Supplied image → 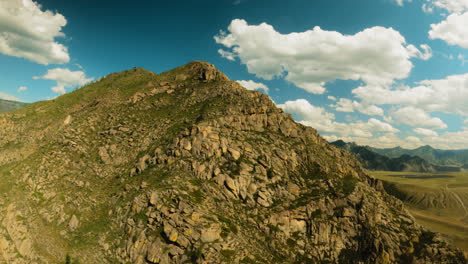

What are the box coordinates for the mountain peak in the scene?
[0,61,464,263]
[177,60,231,82]
[418,145,435,150]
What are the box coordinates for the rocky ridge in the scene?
[0,61,465,263]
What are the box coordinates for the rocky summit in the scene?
[0,61,465,264]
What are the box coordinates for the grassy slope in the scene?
[1,63,466,262]
[0,68,160,262]
[370,171,468,252]
[0,64,252,262]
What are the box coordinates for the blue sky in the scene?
[2,0,468,149]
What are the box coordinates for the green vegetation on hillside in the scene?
[0,62,464,263]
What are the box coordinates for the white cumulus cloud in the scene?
[236,80,269,93]
[422,128,468,149]
[406,136,422,143]
[429,12,468,48]
[0,92,21,102]
[331,98,384,116]
[278,99,398,138]
[215,19,430,94]
[34,68,93,94]
[391,106,447,129]
[413,127,439,137]
[278,99,334,123]
[353,73,468,116]
[433,0,468,13]
[399,0,468,49]
[0,0,69,65]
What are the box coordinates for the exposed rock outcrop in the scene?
[0,61,464,263]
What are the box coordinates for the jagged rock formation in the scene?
[0,61,465,263]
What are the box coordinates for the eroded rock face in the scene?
[0,61,464,264]
[188,61,230,82]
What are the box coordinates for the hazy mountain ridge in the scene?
[371,145,468,168]
[331,140,440,173]
[0,62,464,263]
[0,99,27,112]
[333,140,466,172]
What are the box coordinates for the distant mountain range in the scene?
[331,140,465,172]
[370,145,468,167]
[0,99,27,112]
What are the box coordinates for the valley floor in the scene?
[371,171,468,253]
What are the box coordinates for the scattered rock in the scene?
[68,215,79,232]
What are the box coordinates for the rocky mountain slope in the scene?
[0,99,27,112]
[0,62,465,263]
[331,140,441,173]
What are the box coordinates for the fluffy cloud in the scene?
[353,73,468,116]
[17,86,27,92]
[34,68,93,94]
[391,106,447,129]
[429,12,468,48]
[331,98,384,116]
[399,1,468,49]
[236,80,269,93]
[215,19,430,94]
[406,136,422,143]
[403,0,468,13]
[0,92,21,102]
[278,99,334,123]
[421,128,468,149]
[433,0,468,13]
[0,0,69,65]
[413,127,438,137]
[277,98,468,149]
[278,99,398,137]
